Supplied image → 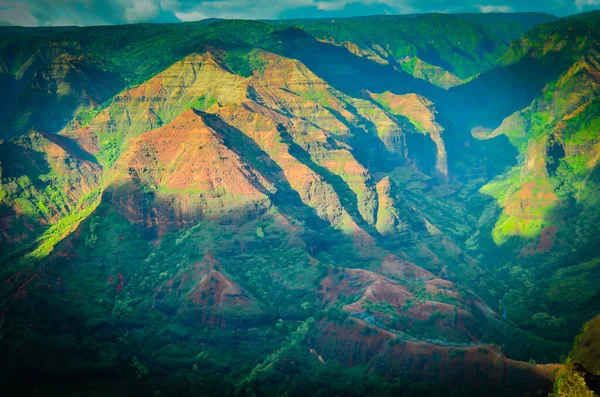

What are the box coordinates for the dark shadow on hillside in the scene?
[470,164,600,352]
[195,110,364,253]
[437,56,570,131]
[442,124,519,182]
[274,28,565,185]
[419,43,462,74]
[427,54,570,183]
[1,54,125,140]
[404,129,439,177]
[0,140,51,180]
[277,28,444,100]
[341,112,408,174]
[276,125,379,235]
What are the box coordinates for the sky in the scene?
[0,0,599,27]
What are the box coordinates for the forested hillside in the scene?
[1,11,600,397]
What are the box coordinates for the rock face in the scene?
[288,13,556,88]
[112,109,273,202]
[375,177,405,236]
[315,319,557,394]
[65,52,248,164]
[0,129,101,254]
[0,43,123,139]
[71,48,402,233]
[478,37,600,246]
[107,109,274,235]
[551,315,600,396]
[2,13,600,397]
[369,91,448,177]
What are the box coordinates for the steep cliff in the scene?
[551,315,600,396]
[2,13,599,397]
[467,12,600,344]
[0,129,100,255]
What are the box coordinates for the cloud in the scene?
[123,0,161,22]
[0,1,39,26]
[575,0,600,9]
[0,0,599,27]
[173,10,208,21]
[315,1,351,11]
[0,0,178,26]
[477,4,513,12]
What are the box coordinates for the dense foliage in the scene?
[1,11,600,397]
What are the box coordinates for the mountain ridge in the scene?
[1,11,600,397]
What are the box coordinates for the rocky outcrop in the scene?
[107,109,274,234]
[1,44,122,138]
[154,253,263,322]
[551,315,600,396]
[0,129,101,253]
[399,56,465,89]
[315,319,557,395]
[317,263,481,344]
[375,177,405,236]
[369,91,448,177]
[65,52,247,164]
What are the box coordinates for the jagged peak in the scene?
[367,90,441,132]
[12,128,69,156]
[121,51,248,102]
[247,49,331,91]
[179,51,230,71]
[111,107,275,196]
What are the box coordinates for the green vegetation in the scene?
[551,315,600,396]
[3,10,600,397]
[224,48,268,77]
[277,13,555,85]
[469,18,600,341]
[190,95,218,112]
[0,131,101,257]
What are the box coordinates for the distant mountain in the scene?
[273,12,557,88]
[455,10,600,344]
[1,11,599,397]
